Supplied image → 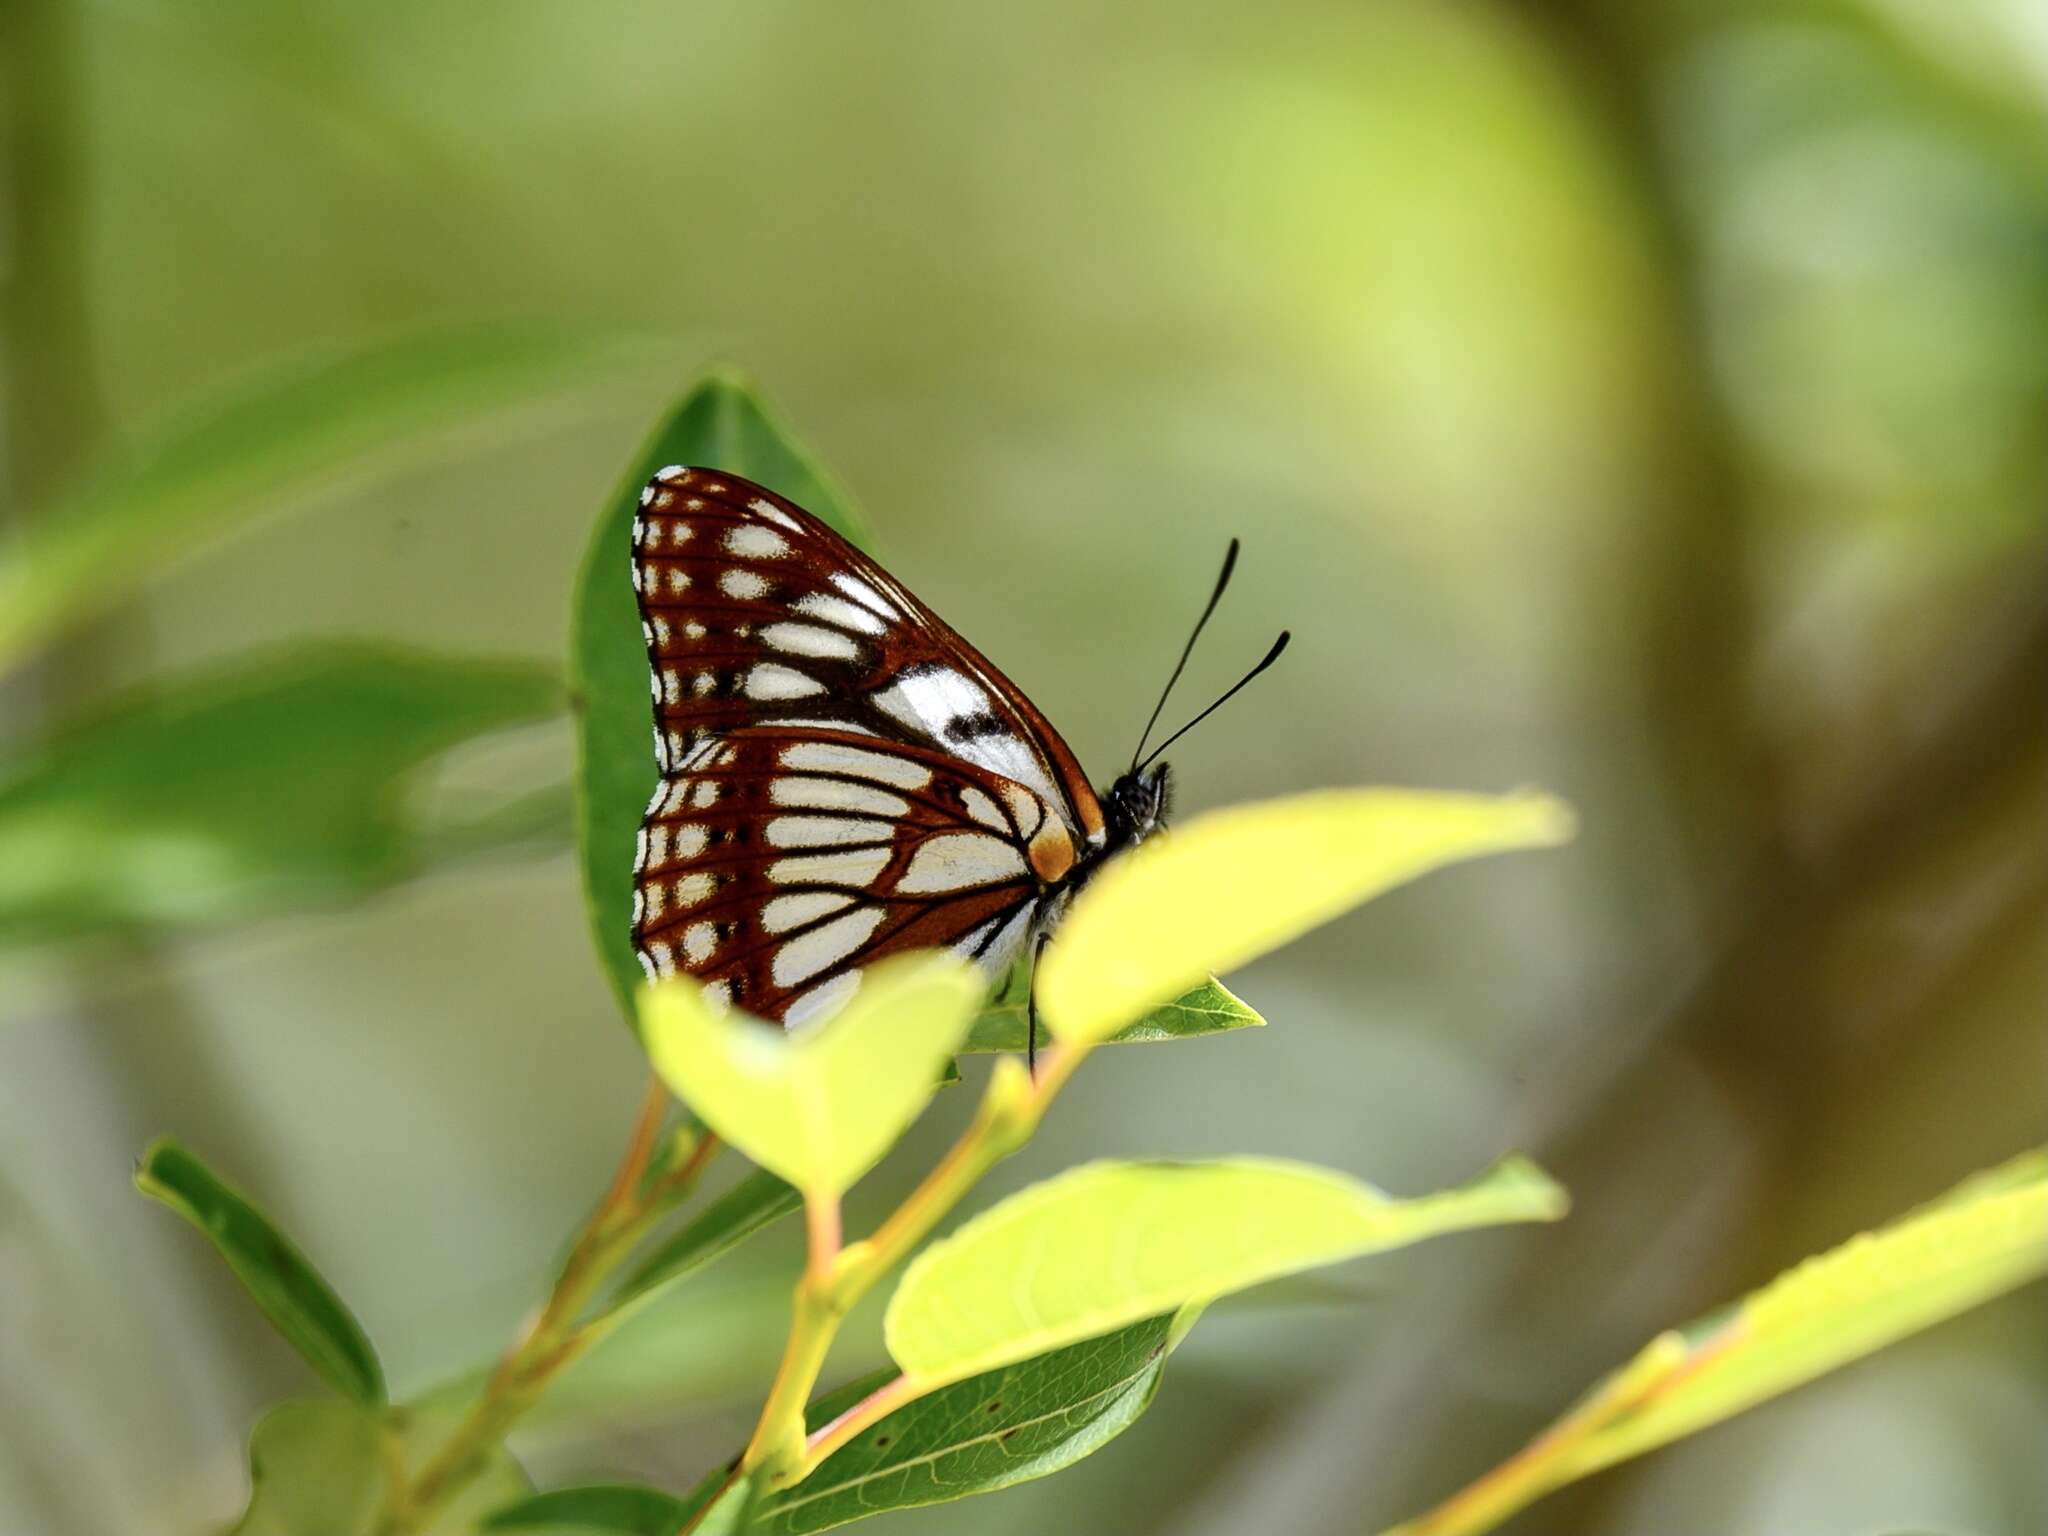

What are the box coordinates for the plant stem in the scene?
[801,1372,921,1467]
[731,1042,1089,1495]
[378,1076,717,1534]
[1380,1334,1687,1536]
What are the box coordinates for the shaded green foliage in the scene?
[0,645,561,940]
[134,1140,386,1407]
[753,1316,1179,1534]
[0,326,632,671]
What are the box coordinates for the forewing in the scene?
[632,467,1104,844]
[634,727,1075,1025]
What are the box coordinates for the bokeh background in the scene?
[3,2,2045,1533]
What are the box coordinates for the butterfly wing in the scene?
[629,468,1103,1023]
[635,726,1071,1025]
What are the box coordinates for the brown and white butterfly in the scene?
[629,467,1284,1051]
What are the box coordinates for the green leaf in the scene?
[135,1139,386,1407]
[484,1484,693,1534]
[0,645,561,942]
[961,968,1262,1054]
[1037,788,1575,1045]
[753,1315,1183,1534]
[612,1168,803,1310]
[0,324,635,673]
[229,1397,527,1535]
[1382,1148,2048,1536]
[571,369,870,1022]
[684,1476,758,1536]
[886,1156,1566,1388]
[639,954,981,1197]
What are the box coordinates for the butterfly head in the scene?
[1102,760,1173,853]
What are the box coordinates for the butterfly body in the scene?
[629,467,1167,1030]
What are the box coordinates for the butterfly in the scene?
[629,467,1285,1062]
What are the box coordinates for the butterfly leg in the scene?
[1026,929,1052,1078]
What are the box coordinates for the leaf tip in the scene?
[1487,1155,1572,1222]
[132,1136,179,1196]
[1506,788,1577,848]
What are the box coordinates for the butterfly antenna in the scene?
[1130,538,1240,771]
[1136,630,1291,772]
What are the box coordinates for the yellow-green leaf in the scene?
[638,953,982,1197]
[1384,1148,2048,1536]
[885,1155,1566,1388]
[1037,788,1574,1045]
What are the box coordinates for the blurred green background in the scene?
[2,1,2044,1533]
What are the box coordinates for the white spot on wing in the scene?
[720,568,770,600]
[768,847,892,888]
[872,668,989,742]
[779,741,932,789]
[682,922,717,965]
[962,902,1037,977]
[744,663,825,701]
[666,568,689,595]
[960,786,1007,830]
[794,593,887,636]
[691,780,720,809]
[775,717,876,736]
[748,496,802,532]
[784,970,862,1028]
[675,872,715,907]
[646,940,676,977]
[765,815,887,848]
[897,832,1027,894]
[831,571,898,616]
[670,825,708,860]
[770,778,908,817]
[772,908,886,988]
[760,621,861,661]
[762,892,855,934]
[726,524,789,558]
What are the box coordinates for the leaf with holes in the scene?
[573,369,872,1021]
